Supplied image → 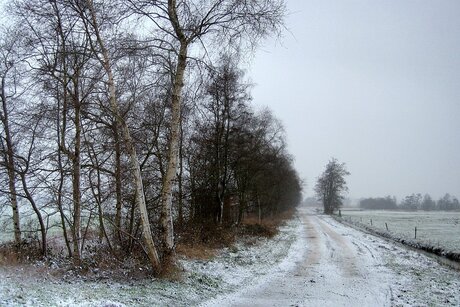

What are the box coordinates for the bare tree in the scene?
[190,55,250,224]
[80,0,161,272]
[0,26,23,245]
[15,116,48,255]
[12,0,103,262]
[315,158,350,214]
[0,24,52,255]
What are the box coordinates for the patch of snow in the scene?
[325,215,460,306]
[199,216,307,306]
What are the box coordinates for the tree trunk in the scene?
[127,197,136,253]
[54,3,72,257]
[159,40,187,266]
[1,72,21,245]
[19,172,47,256]
[220,94,232,224]
[56,85,72,258]
[177,119,184,227]
[114,123,123,242]
[57,168,72,257]
[72,78,82,264]
[53,2,82,264]
[85,0,161,273]
[95,171,106,242]
[87,150,110,246]
[156,0,195,269]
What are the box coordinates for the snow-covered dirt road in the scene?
[1,207,459,306]
[205,207,460,307]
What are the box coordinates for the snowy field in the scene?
[341,210,460,253]
[0,208,96,245]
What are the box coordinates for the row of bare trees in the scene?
[359,193,460,211]
[0,0,301,274]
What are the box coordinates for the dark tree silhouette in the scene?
[315,158,350,214]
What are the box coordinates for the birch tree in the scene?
[128,0,286,267]
[77,0,161,272]
[12,0,100,262]
[0,26,22,246]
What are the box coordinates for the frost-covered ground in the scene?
[203,209,460,307]
[0,217,305,306]
[1,207,460,306]
[342,210,460,253]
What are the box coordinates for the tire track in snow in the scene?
[302,212,321,269]
[209,208,392,306]
[315,217,359,277]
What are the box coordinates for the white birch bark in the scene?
[85,0,161,272]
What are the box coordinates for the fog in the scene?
[250,0,460,200]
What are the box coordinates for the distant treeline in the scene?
[360,193,460,211]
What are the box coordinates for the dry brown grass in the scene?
[239,208,296,238]
[175,223,235,261]
[243,208,296,226]
[176,209,297,258]
[0,240,45,266]
[0,246,19,266]
[176,242,216,260]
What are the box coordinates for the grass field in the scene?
[341,210,460,253]
[0,208,90,245]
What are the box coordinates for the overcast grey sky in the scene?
[249,0,460,200]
